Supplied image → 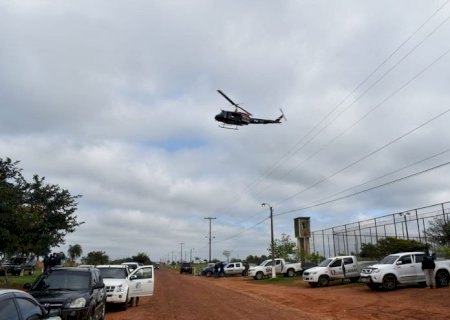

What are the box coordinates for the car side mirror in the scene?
[396,261,403,265]
[93,283,105,289]
[129,275,137,280]
[23,283,32,290]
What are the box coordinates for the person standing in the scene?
[422,250,436,289]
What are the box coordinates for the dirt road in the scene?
[105,268,450,320]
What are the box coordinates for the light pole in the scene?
[204,217,216,262]
[262,203,276,279]
[399,212,410,240]
[180,242,184,263]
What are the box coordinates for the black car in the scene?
[179,262,192,274]
[24,267,106,320]
[0,289,61,320]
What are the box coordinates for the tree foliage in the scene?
[67,244,83,262]
[268,233,296,259]
[81,251,109,265]
[360,237,427,259]
[132,252,152,265]
[0,158,82,257]
[425,217,450,247]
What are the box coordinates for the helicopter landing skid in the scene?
[219,124,238,130]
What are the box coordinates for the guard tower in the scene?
[294,217,311,260]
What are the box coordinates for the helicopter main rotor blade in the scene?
[217,90,239,107]
[217,90,253,115]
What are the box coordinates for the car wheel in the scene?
[382,275,397,291]
[286,268,295,277]
[318,275,330,287]
[206,271,212,277]
[121,291,129,310]
[87,308,95,320]
[435,270,449,287]
[255,272,264,280]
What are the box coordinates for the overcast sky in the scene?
[1,0,450,262]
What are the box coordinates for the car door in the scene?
[413,253,426,282]
[225,263,235,275]
[342,257,358,277]
[128,266,155,298]
[396,254,416,283]
[329,258,344,280]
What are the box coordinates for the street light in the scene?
[399,212,410,240]
[261,203,276,279]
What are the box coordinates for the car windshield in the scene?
[379,255,399,264]
[33,271,90,291]
[318,258,333,267]
[98,268,127,279]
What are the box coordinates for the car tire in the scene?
[318,275,330,287]
[435,270,449,287]
[121,291,129,310]
[286,268,295,277]
[206,271,212,277]
[255,271,264,280]
[382,275,397,291]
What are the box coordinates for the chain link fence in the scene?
[310,201,450,257]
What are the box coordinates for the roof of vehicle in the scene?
[0,289,27,296]
[389,252,426,255]
[96,264,129,268]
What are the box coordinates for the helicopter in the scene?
[215,90,285,129]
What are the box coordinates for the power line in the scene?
[275,108,450,205]
[276,160,450,217]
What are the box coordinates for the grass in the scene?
[0,271,42,289]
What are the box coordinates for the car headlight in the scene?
[67,297,86,308]
[115,284,124,292]
[371,269,380,274]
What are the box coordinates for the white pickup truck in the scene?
[302,255,374,287]
[223,262,246,276]
[360,251,450,291]
[96,264,155,309]
[247,258,302,280]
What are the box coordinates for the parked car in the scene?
[96,264,155,310]
[200,264,215,277]
[0,255,37,276]
[180,262,193,274]
[24,267,107,320]
[0,289,61,320]
[223,262,246,276]
[121,262,142,272]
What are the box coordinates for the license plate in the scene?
[359,277,370,283]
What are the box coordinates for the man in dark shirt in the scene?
[421,251,436,288]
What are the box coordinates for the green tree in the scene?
[132,252,151,265]
[68,244,83,263]
[268,233,296,260]
[425,217,450,247]
[81,251,109,265]
[0,158,82,257]
[359,237,426,259]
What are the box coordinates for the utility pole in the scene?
[204,217,216,262]
[180,242,184,263]
[262,203,276,279]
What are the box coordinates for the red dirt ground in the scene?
[105,268,450,320]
